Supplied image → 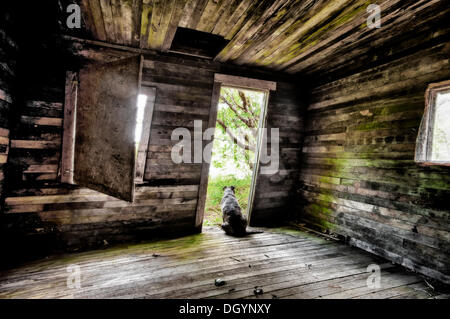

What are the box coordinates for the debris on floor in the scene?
[215,278,226,287]
[254,287,264,295]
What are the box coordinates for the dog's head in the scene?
[223,186,235,194]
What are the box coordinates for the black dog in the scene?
[220,186,248,236]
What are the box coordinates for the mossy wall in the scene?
[296,21,450,283]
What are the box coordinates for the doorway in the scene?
[203,85,268,226]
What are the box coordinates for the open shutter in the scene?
[73,56,141,202]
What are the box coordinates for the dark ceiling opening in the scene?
[169,27,229,59]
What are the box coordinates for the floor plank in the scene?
[0,226,445,299]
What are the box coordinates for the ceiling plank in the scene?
[79,0,98,40]
[186,0,209,30]
[269,0,369,70]
[118,0,133,46]
[230,0,326,65]
[111,0,125,45]
[216,0,254,39]
[162,0,188,51]
[140,0,153,48]
[284,0,398,73]
[147,0,163,48]
[99,0,117,43]
[211,0,242,35]
[148,0,177,50]
[196,0,227,33]
[287,0,447,75]
[204,0,229,33]
[83,0,107,41]
[225,0,273,40]
[215,0,289,62]
[130,0,143,47]
[70,0,448,80]
[249,0,353,66]
[178,0,200,28]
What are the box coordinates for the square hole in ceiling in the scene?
[169,27,229,58]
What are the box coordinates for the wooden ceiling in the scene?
[67,0,446,76]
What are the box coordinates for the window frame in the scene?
[415,79,450,166]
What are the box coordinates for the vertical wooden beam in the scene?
[61,71,78,184]
[194,81,221,231]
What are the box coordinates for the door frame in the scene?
[194,74,276,231]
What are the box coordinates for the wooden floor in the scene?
[0,227,447,299]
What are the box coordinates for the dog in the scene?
[220,186,248,236]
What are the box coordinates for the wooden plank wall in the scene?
[141,55,214,185]
[295,34,450,282]
[0,9,17,208]
[142,56,305,228]
[1,39,304,253]
[1,53,204,251]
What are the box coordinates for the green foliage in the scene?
[203,175,252,226]
[212,87,264,173]
[217,88,262,131]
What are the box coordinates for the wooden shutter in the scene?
[73,55,142,202]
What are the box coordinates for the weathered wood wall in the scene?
[141,55,214,185]
[2,54,203,251]
[1,38,304,258]
[0,9,17,209]
[295,30,450,282]
[141,54,305,227]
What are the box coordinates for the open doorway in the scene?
[203,86,267,226]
